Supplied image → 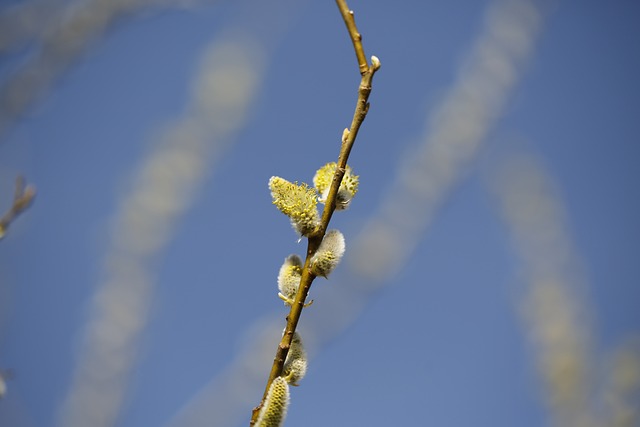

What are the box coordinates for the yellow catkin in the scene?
[255,376,290,427]
[269,176,319,236]
[313,162,359,210]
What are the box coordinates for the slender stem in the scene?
[250,1,380,424]
[335,0,368,75]
[0,176,36,240]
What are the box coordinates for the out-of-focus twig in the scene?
[0,0,208,139]
[56,31,267,427]
[493,152,597,427]
[0,176,35,240]
[0,368,15,399]
[604,338,640,427]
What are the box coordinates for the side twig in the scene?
[250,1,380,424]
[0,176,36,240]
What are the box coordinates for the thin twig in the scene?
[334,0,368,75]
[250,1,380,424]
[0,176,36,240]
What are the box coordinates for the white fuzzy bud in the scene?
[277,255,303,306]
[283,332,308,386]
[310,229,345,278]
[371,55,381,70]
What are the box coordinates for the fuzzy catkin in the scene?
[310,229,346,278]
[277,254,303,305]
[255,376,290,427]
[283,332,308,386]
[313,162,359,210]
[269,176,320,236]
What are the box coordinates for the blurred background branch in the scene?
[0,176,35,240]
[0,0,206,139]
[492,151,597,427]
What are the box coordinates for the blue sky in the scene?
[1,0,639,426]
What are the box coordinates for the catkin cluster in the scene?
[261,162,359,426]
[270,161,355,291]
[269,162,358,238]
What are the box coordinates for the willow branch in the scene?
[0,176,36,240]
[250,1,380,424]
